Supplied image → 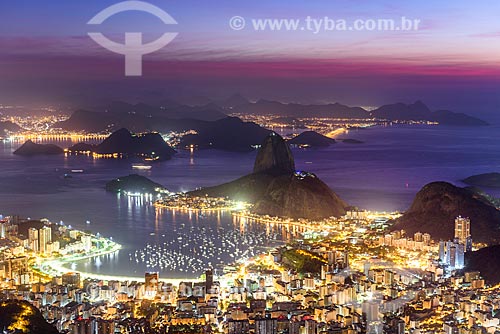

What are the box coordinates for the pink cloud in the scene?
[2,35,500,82]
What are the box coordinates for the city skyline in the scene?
[1,1,500,333]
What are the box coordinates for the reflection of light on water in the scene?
[232,215,305,242]
[71,262,77,270]
[326,127,347,138]
[94,257,102,268]
[107,251,116,261]
[116,198,293,277]
[127,210,290,276]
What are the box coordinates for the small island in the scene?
[14,140,64,156]
[106,174,167,195]
[69,128,176,161]
[288,131,336,147]
[462,172,500,188]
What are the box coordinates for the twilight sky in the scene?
[1,0,500,119]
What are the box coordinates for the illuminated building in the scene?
[255,314,277,334]
[1,257,29,284]
[384,234,393,246]
[0,222,6,239]
[227,319,250,334]
[362,301,381,323]
[454,216,471,245]
[422,233,431,245]
[73,318,96,334]
[28,228,39,252]
[39,226,52,254]
[206,268,214,292]
[439,241,465,270]
[69,230,79,239]
[81,235,92,252]
[96,319,115,334]
[304,319,317,334]
[62,272,81,289]
[46,241,60,254]
[145,272,159,298]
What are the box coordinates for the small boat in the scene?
[132,164,152,170]
[71,169,84,173]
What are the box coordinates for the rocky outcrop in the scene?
[391,182,500,244]
[13,140,64,156]
[179,117,270,152]
[252,172,346,220]
[253,132,295,175]
[465,245,500,284]
[68,142,96,152]
[190,133,347,219]
[106,174,165,194]
[70,128,176,161]
[0,300,59,334]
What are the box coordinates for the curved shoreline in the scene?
[38,244,199,284]
[35,235,201,284]
[48,259,193,284]
[36,209,288,284]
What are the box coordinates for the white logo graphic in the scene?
[229,16,246,30]
[88,1,178,76]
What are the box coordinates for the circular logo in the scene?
[86,282,100,297]
[229,16,246,31]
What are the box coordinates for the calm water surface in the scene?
[1,125,499,278]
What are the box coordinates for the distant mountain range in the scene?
[230,99,487,126]
[217,93,250,108]
[231,99,369,119]
[55,98,488,138]
[55,109,208,133]
[60,109,271,151]
[370,101,488,126]
[54,100,226,133]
